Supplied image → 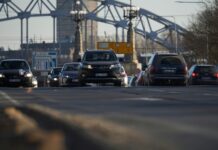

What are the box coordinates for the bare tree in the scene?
[183,0,218,64]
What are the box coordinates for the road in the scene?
[0,85,218,150]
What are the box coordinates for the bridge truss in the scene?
[0,0,187,52]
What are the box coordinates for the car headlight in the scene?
[32,80,38,85]
[25,72,33,78]
[110,64,121,69]
[64,75,69,78]
[53,77,58,81]
[82,64,92,69]
[0,73,5,78]
[110,64,126,75]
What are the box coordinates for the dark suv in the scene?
[188,64,218,85]
[145,53,188,85]
[78,50,127,86]
[0,59,34,87]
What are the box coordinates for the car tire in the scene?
[79,81,86,86]
[114,81,122,87]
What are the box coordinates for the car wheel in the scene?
[114,81,122,87]
[79,81,86,86]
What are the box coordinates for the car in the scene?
[144,53,188,86]
[0,59,34,87]
[78,50,127,86]
[188,64,218,85]
[47,67,62,87]
[59,62,80,86]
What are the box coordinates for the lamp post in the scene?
[123,0,139,63]
[175,0,209,63]
[70,0,86,62]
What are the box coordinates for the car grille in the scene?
[4,73,21,79]
[92,65,110,70]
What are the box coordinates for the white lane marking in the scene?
[168,91,181,94]
[203,93,217,96]
[123,97,163,101]
[0,91,20,105]
[147,89,165,92]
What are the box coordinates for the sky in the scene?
[0,0,209,49]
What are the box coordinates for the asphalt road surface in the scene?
[0,85,218,150]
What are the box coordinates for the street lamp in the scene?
[70,0,87,61]
[175,0,209,63]
[123,0,139,62]
[123,0,139,43]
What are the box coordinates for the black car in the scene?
[47,67,62,87]
[59,62,80,86]
[188,64,218,85]
[0,59,34,87]
[78,50,127,86]
[144,53,188,85]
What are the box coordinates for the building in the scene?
[57,0,98,51]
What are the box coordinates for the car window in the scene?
[63,64,79,71]
[52,68,62,75]
[84,51,117,62]
[195,66,215,73]
[157,56,183,66]
[0,61,29,70]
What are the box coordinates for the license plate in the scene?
[72,79,78,82]
[163,69,175,73]
[95,73,108,77]
[9,79,21,82]
[201,77,211,80]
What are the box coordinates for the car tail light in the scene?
[192,72,199,77]
[214,73,218,78]
[150,65,156,74]
[181,66,188,74]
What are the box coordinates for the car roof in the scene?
[85,49,114,52]
[155,53,179,56]
[1,59,28,62]
[63,62,81,65]
[194,64,215,67]
[52,67,62,69]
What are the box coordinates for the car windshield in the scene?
[0,61,29,70]
[84,51,117,62]
[63,64,80,71]
[52,68,62,75]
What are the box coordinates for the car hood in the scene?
[62,71,78,75]
[83,61,119,65]
[0,69,30,74]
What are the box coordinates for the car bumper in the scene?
[191,79,218,85]
[62,77,79,86]
[80,77,123,83]
[48,80,59,86]
[79,70,125,84]
[0,77,33,87]
[150,74,187,81]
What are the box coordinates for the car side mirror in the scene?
[142,64,148,71]
[77,58,81,62]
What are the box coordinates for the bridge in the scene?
[0,0,188,52]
